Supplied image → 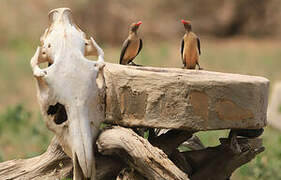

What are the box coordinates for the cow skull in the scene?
[30,8,105,179]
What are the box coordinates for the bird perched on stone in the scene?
[180,20,202,70]
[119,21,143,65]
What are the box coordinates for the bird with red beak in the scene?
[119,21,143,65]
[180,20,203,70]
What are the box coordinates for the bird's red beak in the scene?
[136,21,142,26]
[181,19,188,24]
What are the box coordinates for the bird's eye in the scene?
[48,44,51,48]
[85,42,89,46]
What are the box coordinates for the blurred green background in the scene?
[0,0,281,179]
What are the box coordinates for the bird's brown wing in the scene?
[136,38,143,56]
[181,39,185,66]
[197,37,201,55]
[119,39,131,64]
[128,38,142,64]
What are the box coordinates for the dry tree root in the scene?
[0,127,264,180]
[181,135,205,151]
[116,168,146,180]
[0,137,125,180]
[184,138,264,180]
[149,129,194,155]
[97,126,190,180]
[0,137,72,180]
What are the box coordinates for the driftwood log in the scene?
[0,8,269,180]
[0,126,264,180]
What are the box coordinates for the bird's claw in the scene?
[129,62,142,66]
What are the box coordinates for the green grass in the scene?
[236,127,281,180]
[0,104,52,161]
[0,38,280,179]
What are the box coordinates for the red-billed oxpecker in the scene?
[181,20,202,70]
[120,21,143,65]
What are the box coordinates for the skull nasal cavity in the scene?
[47,103,68,124]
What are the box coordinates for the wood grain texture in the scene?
[97,126,190,180]
[0,136,126,180]
[0,137,72,180]
[0,127,264,180]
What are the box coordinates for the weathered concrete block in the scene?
[268,82,281,130]
[104,63,269,131]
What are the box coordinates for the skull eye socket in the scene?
[47,103,68,125]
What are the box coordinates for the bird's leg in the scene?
[228,129,241,154]
[182,61,186,69]
[129,61,143,66]
[129,61,137,66]
[196,62,203,70]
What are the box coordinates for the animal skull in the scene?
[30,8,105,179]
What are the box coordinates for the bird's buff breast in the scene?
[184,37,199,68]
[124,39,140,61]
